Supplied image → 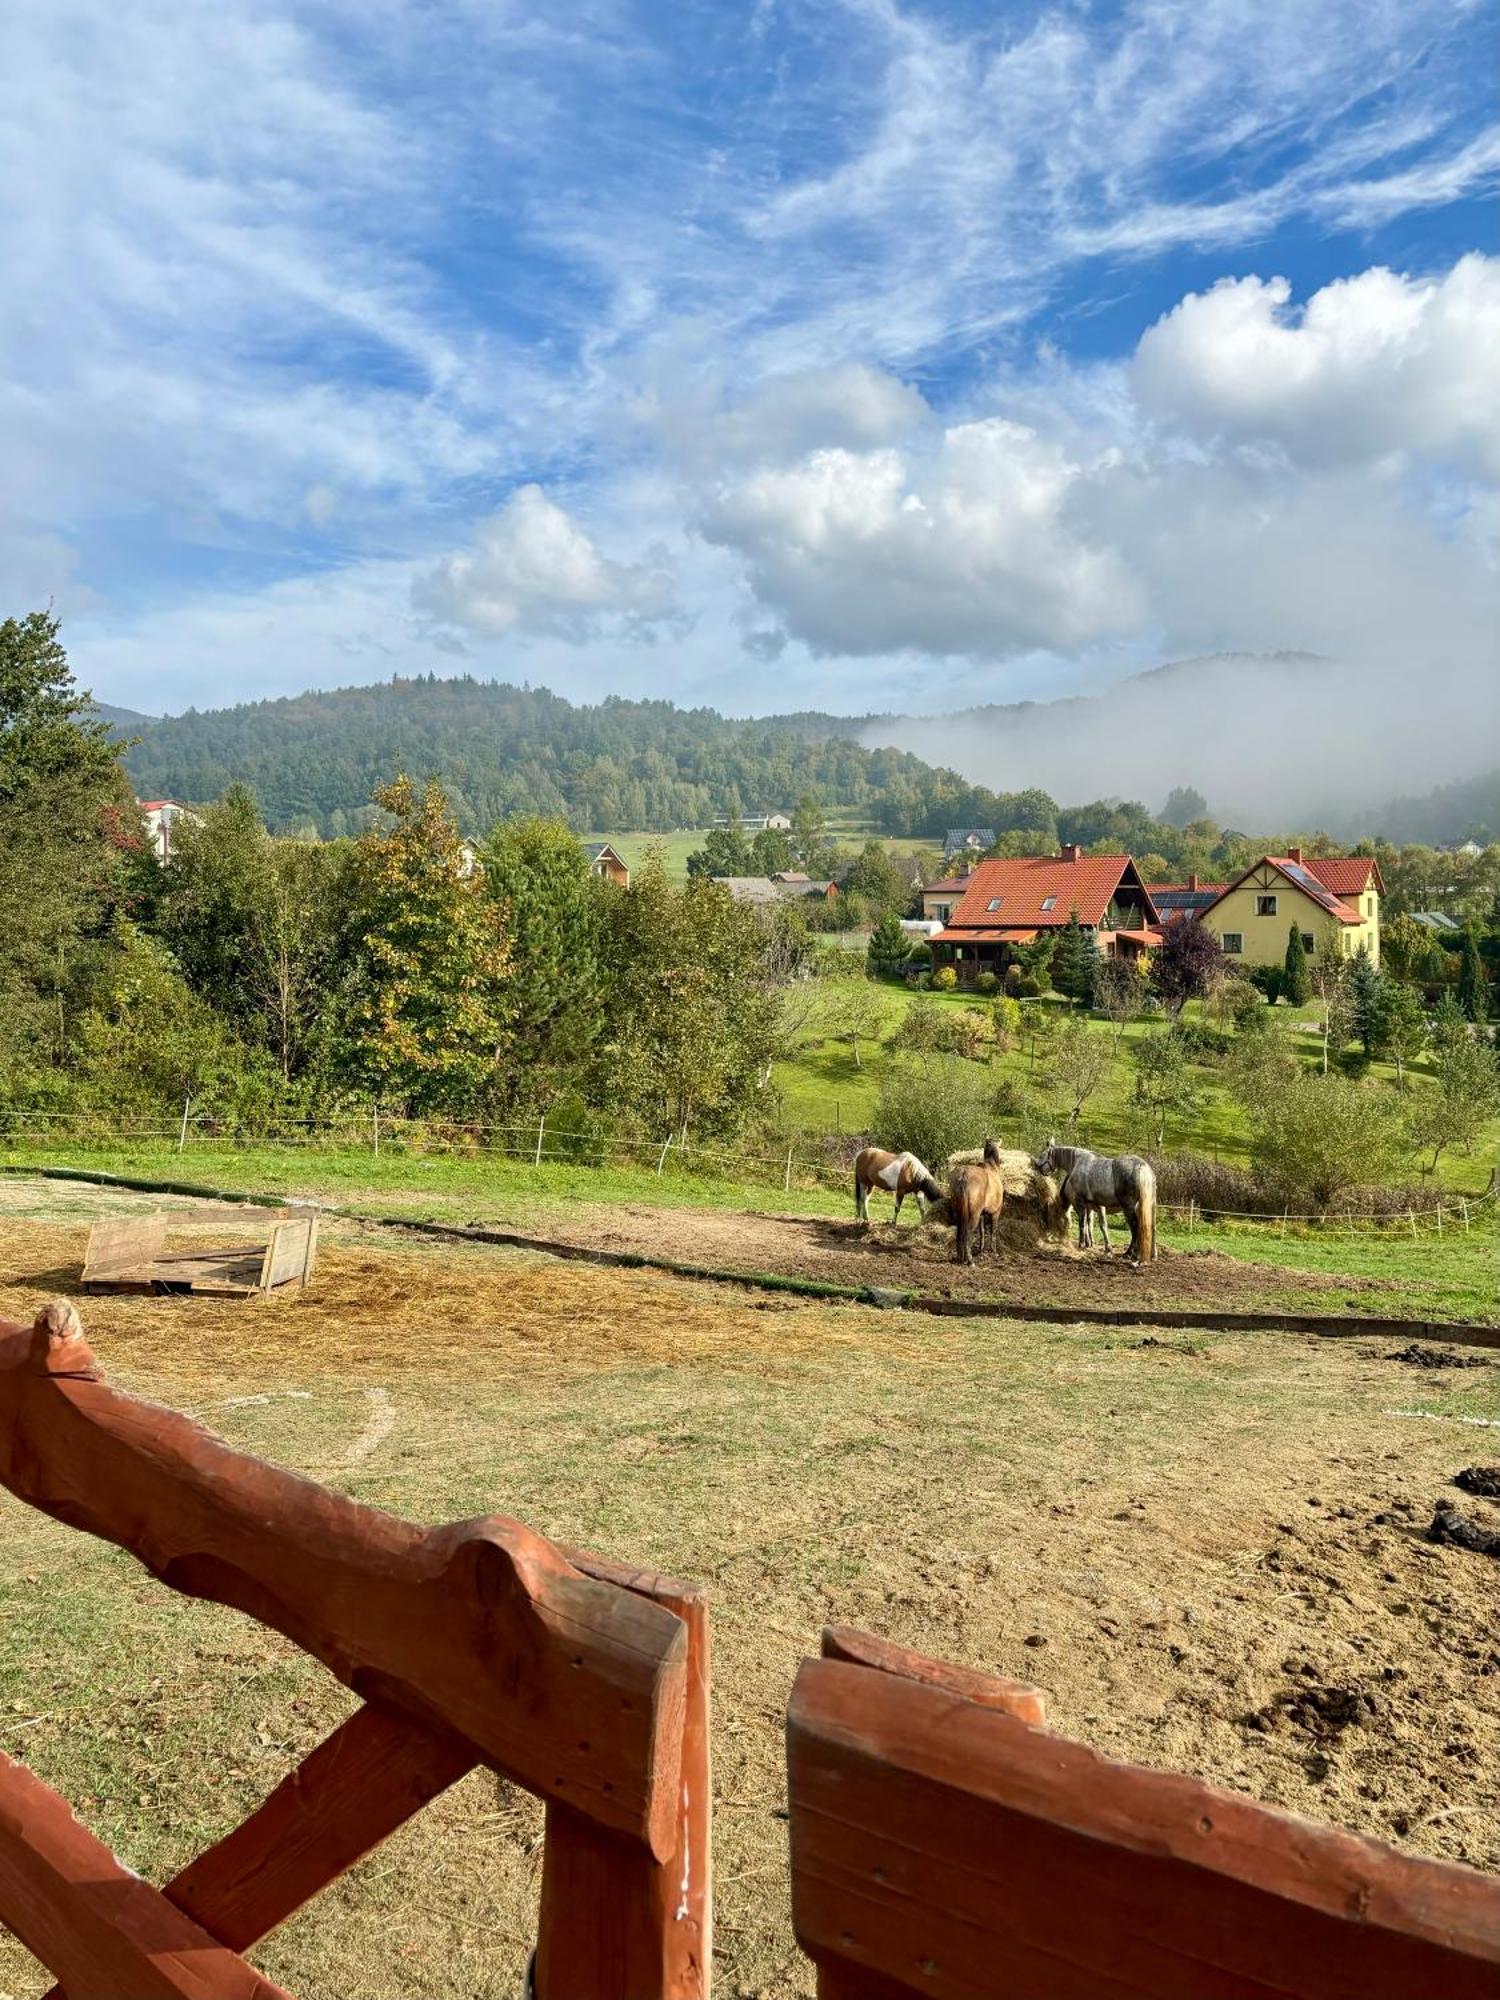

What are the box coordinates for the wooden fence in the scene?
[788,1626,1500,1999]
[2,1300,1498,1998]
[0,1302,709,1999]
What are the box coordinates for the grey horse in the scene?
[1034,1140,1157,1263]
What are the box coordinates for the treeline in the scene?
[3,615,798,1141]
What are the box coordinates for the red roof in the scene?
[1304,856,1384,898]
[942,853,1157,933]
[922,873,972,893]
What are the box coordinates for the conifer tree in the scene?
[1282,922,1311,1006]
[1457,926,1488,1023]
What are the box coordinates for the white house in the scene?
[139,800,200,861]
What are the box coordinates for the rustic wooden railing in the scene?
[787,1626,1500,1999]
[0,1301,710,1999]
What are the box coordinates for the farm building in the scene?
[931,847,1160,975]
[1196,849,1382,966]
[720,875,837,906]
[581,841,631,887]
[713,811,792,832]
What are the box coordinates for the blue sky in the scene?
[1,0,1496,756]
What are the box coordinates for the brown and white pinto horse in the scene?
[853,1147,944,1226]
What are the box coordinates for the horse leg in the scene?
[1097,1206,1112,1254]
[892,1188,905,1225]
[855,1174,867,1224]
[1076,1203,1090,1251]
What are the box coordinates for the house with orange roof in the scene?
[1195,848,1383,968]
[931,845,1161,976]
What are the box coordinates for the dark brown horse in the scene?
[948,1138,1006,1265]
[854,1147,944,1226]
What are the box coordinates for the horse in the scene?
[948,1138,1007,1265]
[853,1147,944,1226]
[1034,1140,1157,1263]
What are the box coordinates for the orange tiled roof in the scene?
[931,925,1039,944]
[1304,856,1384,898]
[1201,858,1362,925]
[943,853,1155,932]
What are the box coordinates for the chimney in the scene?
[1060,842,1082,864]
[1187,872,1199,891]
[1288,846,1304,864]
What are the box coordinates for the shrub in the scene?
[1171,1020,1232,1061]
[1282,924,1311,1006]
[990,993,1022,1051]
[973,970,999,995]
[1248,964,1283,1004]
[1221,979,1266,1032]
[932,964,958,991]
[872,1056,1014,1165]
[1014,973,1042,998]
[1248,1071,1404,1209]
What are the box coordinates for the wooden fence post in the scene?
[656,1136,673,1177]
[536,1557,711,2000]
[534,1112,547,1167]
[784,1144,795,1193]
[177,1096,192,1154]
[372,1104,380,1157]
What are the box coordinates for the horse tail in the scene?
[1137,1163,1157,1263]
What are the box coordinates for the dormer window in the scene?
[986,897,1003,912]
[1041,895,1057,912]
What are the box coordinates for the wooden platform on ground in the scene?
[81,1206,319,1299]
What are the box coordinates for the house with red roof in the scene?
[1194,848,1383,968]
[931,845,1161,976]
[137,799,201,862]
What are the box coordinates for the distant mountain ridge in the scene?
[108,661,1493,844]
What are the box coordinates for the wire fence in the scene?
[2,1110,1495,1239]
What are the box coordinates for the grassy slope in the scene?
[772,984,1500,1192]
[4,1142,1493,1322]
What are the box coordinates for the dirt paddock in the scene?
[0,1182,1497,1997]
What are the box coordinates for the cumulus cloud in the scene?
[413,485,674,638]
[1133,255,1500,475]
[702,419,1142,657]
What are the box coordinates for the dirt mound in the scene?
[1388,1342,1492,1370]
[1247,1668,1382,1741]
[1454,1465,1500,1498]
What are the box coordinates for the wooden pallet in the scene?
[81,1205,319,1298]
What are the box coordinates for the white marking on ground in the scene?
[348,1386,396,1462]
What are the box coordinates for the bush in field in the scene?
[1408,1017,1499,1172]
[872,1056,1015,1166]
[1045,1016,1114,1127]
[1129,1027,1200,1148]
[973,970,999,995]
[1151,917,1227,1014]
[893,998,988,1060]
[1248,1071,1404,1209]
[990,993,1022,1052]
[1014,973,1042,998]
[867,911,910,978]
[1218,977,1266,1033]
[932,964,958,991]
[1092,954,1144,1049]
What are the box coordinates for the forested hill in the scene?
[118,675,1019,838]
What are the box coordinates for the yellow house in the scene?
[1198,850,1383,968]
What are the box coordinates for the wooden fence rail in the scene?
[787,1626,1500,2000]
[0,1302,709,1999]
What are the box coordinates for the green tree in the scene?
[819,979,886,1069]
[1150,917,1227,1015]
[1457,926,1489,1023]
[1092,954,1144,1052]
[867,911,909,977]
[1129,1027,1199,1148]
[1050,911,1098,1009]
[482,817,606,1107]
[749,826,795,873]
[790,795,834,874]
[1369,977,1426,1088]
[687,822,752,878]
[336,776,513,1114]
[1249,1072,1403,1209]
[1348,948,1380,1054]
[1047,1016,1113,1127]
[1408,1028,1499,1174]
[1282,923,1311,1006]
[842,840,909,917]
[1162,785,1208,827]
[598,860,780,1139]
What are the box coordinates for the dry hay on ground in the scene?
[930,1144,1062,1252]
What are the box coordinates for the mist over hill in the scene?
[115,662,1497,845]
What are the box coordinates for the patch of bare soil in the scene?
[531,1200,1395,1314]
[1388,1341,1493,1369]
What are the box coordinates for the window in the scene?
[936,903,951,921]
[1302,932,1316,954]
[1256,894,1278,917]
[986,897,1003,912]
[1222,932,1243,955]
[1040,895,1057,912]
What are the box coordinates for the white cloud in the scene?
[1133,255,1500,475]
[413,485,675,638]
[703,420,1142,657]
